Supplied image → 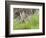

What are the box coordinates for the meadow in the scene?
[13,15,39,30]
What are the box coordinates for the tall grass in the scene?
[13,15,39,30]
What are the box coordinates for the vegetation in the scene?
[13,15,39,30]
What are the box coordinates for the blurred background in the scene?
[13,8,39,30]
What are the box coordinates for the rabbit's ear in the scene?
[20,12,22,16]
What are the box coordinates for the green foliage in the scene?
[13,15,39,30]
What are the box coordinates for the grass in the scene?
[13,15,39,30]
